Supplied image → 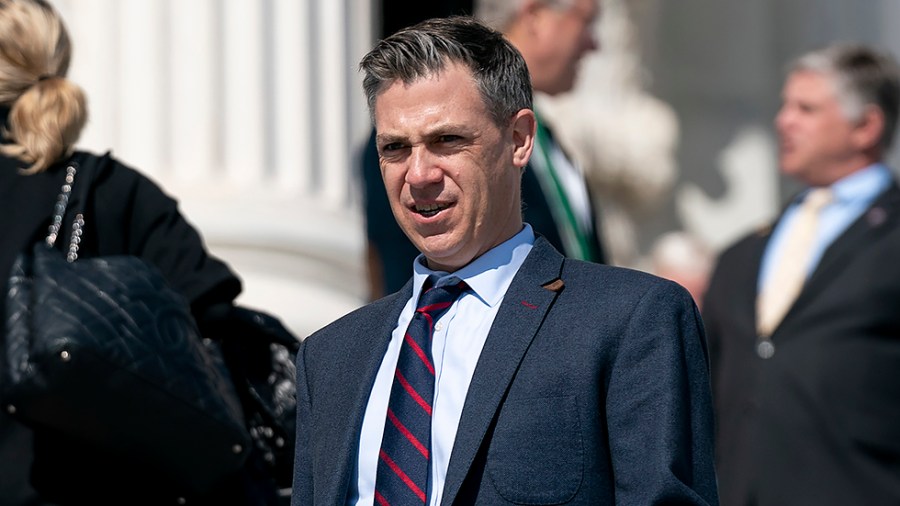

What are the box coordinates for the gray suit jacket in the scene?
[292,237,718,505]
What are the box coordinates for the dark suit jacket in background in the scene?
[703,182,900,506]
[293,238,718,505]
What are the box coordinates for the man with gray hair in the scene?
[292,16,718,506]
[476,0,598,95]
[704,43,900,505]
[475,0,605,263]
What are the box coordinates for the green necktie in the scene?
[533,114,597,261]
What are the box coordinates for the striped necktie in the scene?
[375,275,467,505]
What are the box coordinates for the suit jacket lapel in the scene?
[441,238,565,505]
[317,283,412,503]
[739,229,771,335]
[784,183,900,324]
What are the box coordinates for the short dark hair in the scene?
[792,43,900,151]
[359,15,533,126]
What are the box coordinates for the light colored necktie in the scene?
[757,187,833,337]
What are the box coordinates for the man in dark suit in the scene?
[362,0,605,300]
[292,17,717,506]
[703,43,900,506]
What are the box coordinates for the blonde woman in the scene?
[0,1,280,504]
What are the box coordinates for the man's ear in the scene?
[510,109,536,169]
[852,104,886,152]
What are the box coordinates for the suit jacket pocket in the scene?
[487,395,583,505]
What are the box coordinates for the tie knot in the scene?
[416,275,467,319]
[803,187,833,212]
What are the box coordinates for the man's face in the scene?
[529,0,599,95]
[374,63,531,272]
[775,70,860,185]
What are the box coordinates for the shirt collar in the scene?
[411,225,535,308]
[807,163,893,204]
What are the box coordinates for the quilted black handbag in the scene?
[1,157,251,495]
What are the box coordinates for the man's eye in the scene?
[438,135,461,143]
[381,142,405,153]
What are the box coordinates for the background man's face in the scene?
[775,70,859,186]
[374,63,525,272]
[529,0,599,95]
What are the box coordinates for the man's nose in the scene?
[405,147,442,187]
[585,31,599,52]
[774,106,792,131]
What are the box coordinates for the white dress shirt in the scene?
[530,127,595,234]
[348,225,535,506]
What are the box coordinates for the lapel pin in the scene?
[542,279,565,293]
[866,207,887,227]
[520,301,538,309]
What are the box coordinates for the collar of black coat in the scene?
[0,105,11,145]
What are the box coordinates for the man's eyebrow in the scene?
[425,121,467,133]
[375,133,405,146]
[376,123,473,147]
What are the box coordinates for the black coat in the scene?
[702,183,900,506]
[0,150,248,505]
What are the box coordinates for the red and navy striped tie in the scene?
[375,275,467,506]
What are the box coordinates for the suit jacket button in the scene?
[756,340,775,359]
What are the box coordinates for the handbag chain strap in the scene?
[44,162,85,263]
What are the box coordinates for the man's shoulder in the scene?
[556,259,692,305]
[304,290,406,344]
[711,226,772,269]
[536,260,698,341]
[520,240,680,297]
[561,258,664,284]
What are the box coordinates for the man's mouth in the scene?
[414,203,450,217]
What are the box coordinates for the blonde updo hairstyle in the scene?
[0,0,86,174]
